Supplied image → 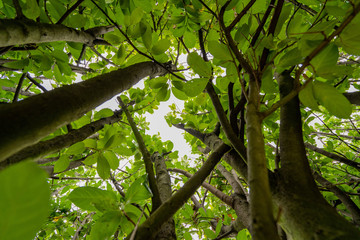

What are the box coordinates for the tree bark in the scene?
[153,153,176,240]
[0,110,123,168]
[0,19,109,47]
[276,71,360,239]
[128,143,230,240]
[246,79,280,240]
[0,61,168,162]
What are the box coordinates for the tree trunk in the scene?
[0,110,122,168]
[0,19,108,47]
[246,79,280,240]
[276,71,360,239]
[0,61,168,162]
[153,153,177,240]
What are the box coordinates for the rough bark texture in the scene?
[0,19,98,47]
[246,79,280,240]
[0,110,123,168]
[344,91,360,105]
[276,71,360,239]
[153,153,176,240]
[0,61,168,162]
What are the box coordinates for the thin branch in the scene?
[118,97,162,211]
[26,73,48,92]
[167,167,234,207]
[12,73,26,102]
[227,0,256,31]
[57,0,85,24]
[198,0,218,19]
[286,0,317,16]
[295,3,360,82]
[90,46,118,67]
[12,0,24,19]
[305,143,360,171]
[259,0,284,70]
[313,171,360,225]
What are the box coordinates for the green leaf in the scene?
[52,49,69,63]
[3,59,29,69]
[116,145,133,156]
[215,219,222,236]
[171,87,188,100]
[103,151,119,170]
[152,39,171,55]
[67,14,86,28]
[103,135,116,150]
[237,229,248,240]
[84,152,99,166]
[94,108,114,120]
[208,41,232,61]
[68,186,118,212]
[142,25,153,49]
[339,14,360,55]
[125,175,153,203]
[97,153,111,179]
[299,81,320,111]
[183,30,196,49]
[0,162,50,240]
[89,211,122,240]
[277,48,303,68]
[130,8,144,25]
[133,0,152,12]
[183,78,209,97]
[56,61,72,76]
[261,67,277,94]
[187,52,212,77]
[54,155,70,173]
[313,81,352,118]
[66,142,85,155]
[310,43,339,76]
[149,76,168,89]
[156,84,170,101]
[23,0,40,20]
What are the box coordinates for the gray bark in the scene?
[0,19,109,47]
[0,61,168,162]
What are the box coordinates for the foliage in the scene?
[1,0,360,239]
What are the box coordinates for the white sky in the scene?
[98,81,193,158]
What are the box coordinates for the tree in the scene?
[1,0,360,239]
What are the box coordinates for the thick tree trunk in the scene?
[0,19,110,47]
[276,71,360,239]
[0,61,168,162]
[0,110,122,169]
[246,79,280,240]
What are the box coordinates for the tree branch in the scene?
[56,0,85,25]
[129,143,231,240]
[305,143,360,171]
[119,98,162,211]
[313,171,360,225]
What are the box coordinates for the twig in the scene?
[13,73,26,102]
[57,0,85,24]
